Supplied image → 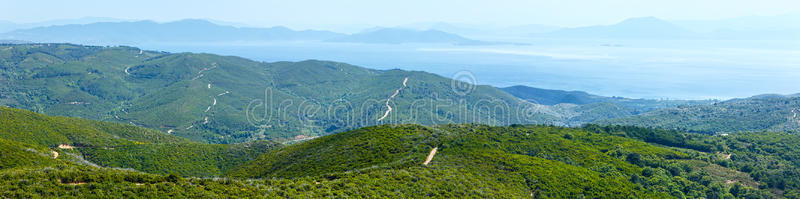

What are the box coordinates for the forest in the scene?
[1,107,799,198]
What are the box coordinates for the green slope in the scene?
[599,95,800,133]
[503,85,717,125]
[0,106,278,176]
[227,124,784,198]
[3,113,798,197]
[1,43,558,143]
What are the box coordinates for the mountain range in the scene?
[0,19,343,45]
[325,28,491,45]
[3,15,798,46]
[0,20,497,45]
[537,17,695,39]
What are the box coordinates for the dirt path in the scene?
[204,98,217,112]
[192,62,217,80]
[423,147,438,165]
[378,77,408,121]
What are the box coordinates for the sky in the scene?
[3,0,799,30]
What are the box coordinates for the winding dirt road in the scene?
[378,77,408,121]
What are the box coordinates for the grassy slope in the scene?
[0,106,278,176]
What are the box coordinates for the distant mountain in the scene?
[0,17,128,34]
[599,94,800,133]
[538,17,695,39]
[398,22,561,38]
[673,12,800,33]
[325,28,493,45]
[0,19,344,45]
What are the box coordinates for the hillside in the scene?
[0,106,278,176]
[3,110,800,197]
[0,43,558,143]
[502,85,716,125]
[226,124,798,198]
[599,95,800,133]
[538,17,695,39]
[501,85,612,105]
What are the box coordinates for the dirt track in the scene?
[378,77,408,121]
[423,147,438,165]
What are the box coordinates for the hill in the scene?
[325,28,491,45]
[502,85,716,125]
[502,85,616,105]
[0,43,559,143]
[0,19,343,45]
[225,124,793,197]
[0,106,278,176]
[598,95,800,133]
[3,110,800,197]
[538,17,695,39]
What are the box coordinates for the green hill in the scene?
[0,43,560,143]
[226,124,796,198]
[502,85,717,125]
[0,106,278,176]
[599,95,800,133]
[3,110,799,197]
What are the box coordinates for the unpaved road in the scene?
[378,77,408,121]
[423,147,438,165]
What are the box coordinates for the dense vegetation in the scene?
[229,124,799,198]
[600,95,800,133]
[503,85,716,125]
[0,43,727,144]
[3,109,800,197]
[0,107,278,177]
[0,43,560,143]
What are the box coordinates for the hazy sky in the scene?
[3,0,799,29]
